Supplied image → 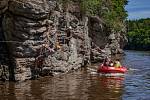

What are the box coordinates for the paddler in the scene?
[114,59,122,68]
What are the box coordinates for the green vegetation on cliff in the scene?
[81,0,128,31]
[60,0,128,32]
[125,18,150,50]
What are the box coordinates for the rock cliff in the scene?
[0,0,127,81]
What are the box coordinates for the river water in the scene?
[0,50,150,100]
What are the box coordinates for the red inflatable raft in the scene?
[97,65,127,74]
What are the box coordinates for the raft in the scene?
[97,65,127,74]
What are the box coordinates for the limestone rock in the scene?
[0,0,8,14]
[9,0,50,19]
[0,0,127,81]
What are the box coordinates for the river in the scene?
[0,50,150,100]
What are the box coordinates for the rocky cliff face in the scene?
[0,0,10,81]
[0,0,127,81]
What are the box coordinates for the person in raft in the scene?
[114,59,122,68]
[102,57,113,67]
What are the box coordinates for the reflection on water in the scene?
[0,69,124,100]
[97,76,124,100]
[0,50,150,100]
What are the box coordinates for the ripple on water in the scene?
[0,51,150,100]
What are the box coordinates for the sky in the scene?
[125,0,150,20]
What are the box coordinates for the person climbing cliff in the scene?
[32,44,55,79]
[43,44,55,54]
[55,42,61,50]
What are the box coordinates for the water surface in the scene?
[0,50,150,100]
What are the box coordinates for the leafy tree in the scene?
[59,0,128,33]
[80,0,128,31]
[126,18,150,50]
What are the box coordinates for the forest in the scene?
[125,18,150,50]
